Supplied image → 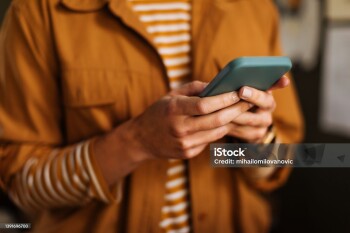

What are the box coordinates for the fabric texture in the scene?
[0,0,304,232]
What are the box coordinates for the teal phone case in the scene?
[199,56,292,97]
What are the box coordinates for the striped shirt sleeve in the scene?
[6,140,117,213]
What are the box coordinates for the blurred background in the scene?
[1,0,350,232]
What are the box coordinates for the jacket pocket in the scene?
[61,69,130,143]
[61,69,127,107]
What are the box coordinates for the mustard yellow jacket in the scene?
[0,0,304,232]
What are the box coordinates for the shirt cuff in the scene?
[85,138,123,204]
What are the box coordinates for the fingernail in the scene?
[242,88,252,99]
[232,91,239,102]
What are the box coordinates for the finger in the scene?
[227,124,268,142]
[177,144,208,159]
[268,75,290,91]
[238,87,276,110]
[232,111,273,127]
[185,101,252,132]
[172,91,240,115]
[176,125,231,151]
[170,81,208,96]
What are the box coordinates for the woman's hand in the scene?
[227,76,290,142]
[95,80,250,186]
[121,81,252,161]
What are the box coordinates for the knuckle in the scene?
[170,124,186,137]
[178,138,191,150]
[246,115,255,126]
[221,95,231,107]
[250,89,259,101]
[213,114,226,127]
[192,80,202,86]
[195,100,208,114]
[167,98,178,115]
[188,82,196,90]
[215,127,228,139]
[190,81,204,91]
[255,129,267,140]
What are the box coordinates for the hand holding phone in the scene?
[198,56,292,142]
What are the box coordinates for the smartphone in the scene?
[199,56,292,97]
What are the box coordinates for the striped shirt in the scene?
[8,140,115,213]
[128,0,192,232]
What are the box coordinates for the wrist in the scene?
[112,119,153,163]
[91,119,154,187]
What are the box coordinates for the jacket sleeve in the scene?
[241,1,304,192]
[0,2,116,213]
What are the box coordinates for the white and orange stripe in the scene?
[129,0,192,90]
[8,141,111,212]
[128,1,192,232]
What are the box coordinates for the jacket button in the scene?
[198,212,207,222]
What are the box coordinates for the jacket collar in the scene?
[60,0,156,56]
[60,0,110,12]
[60,0,243,12]
[60,0,241,80]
